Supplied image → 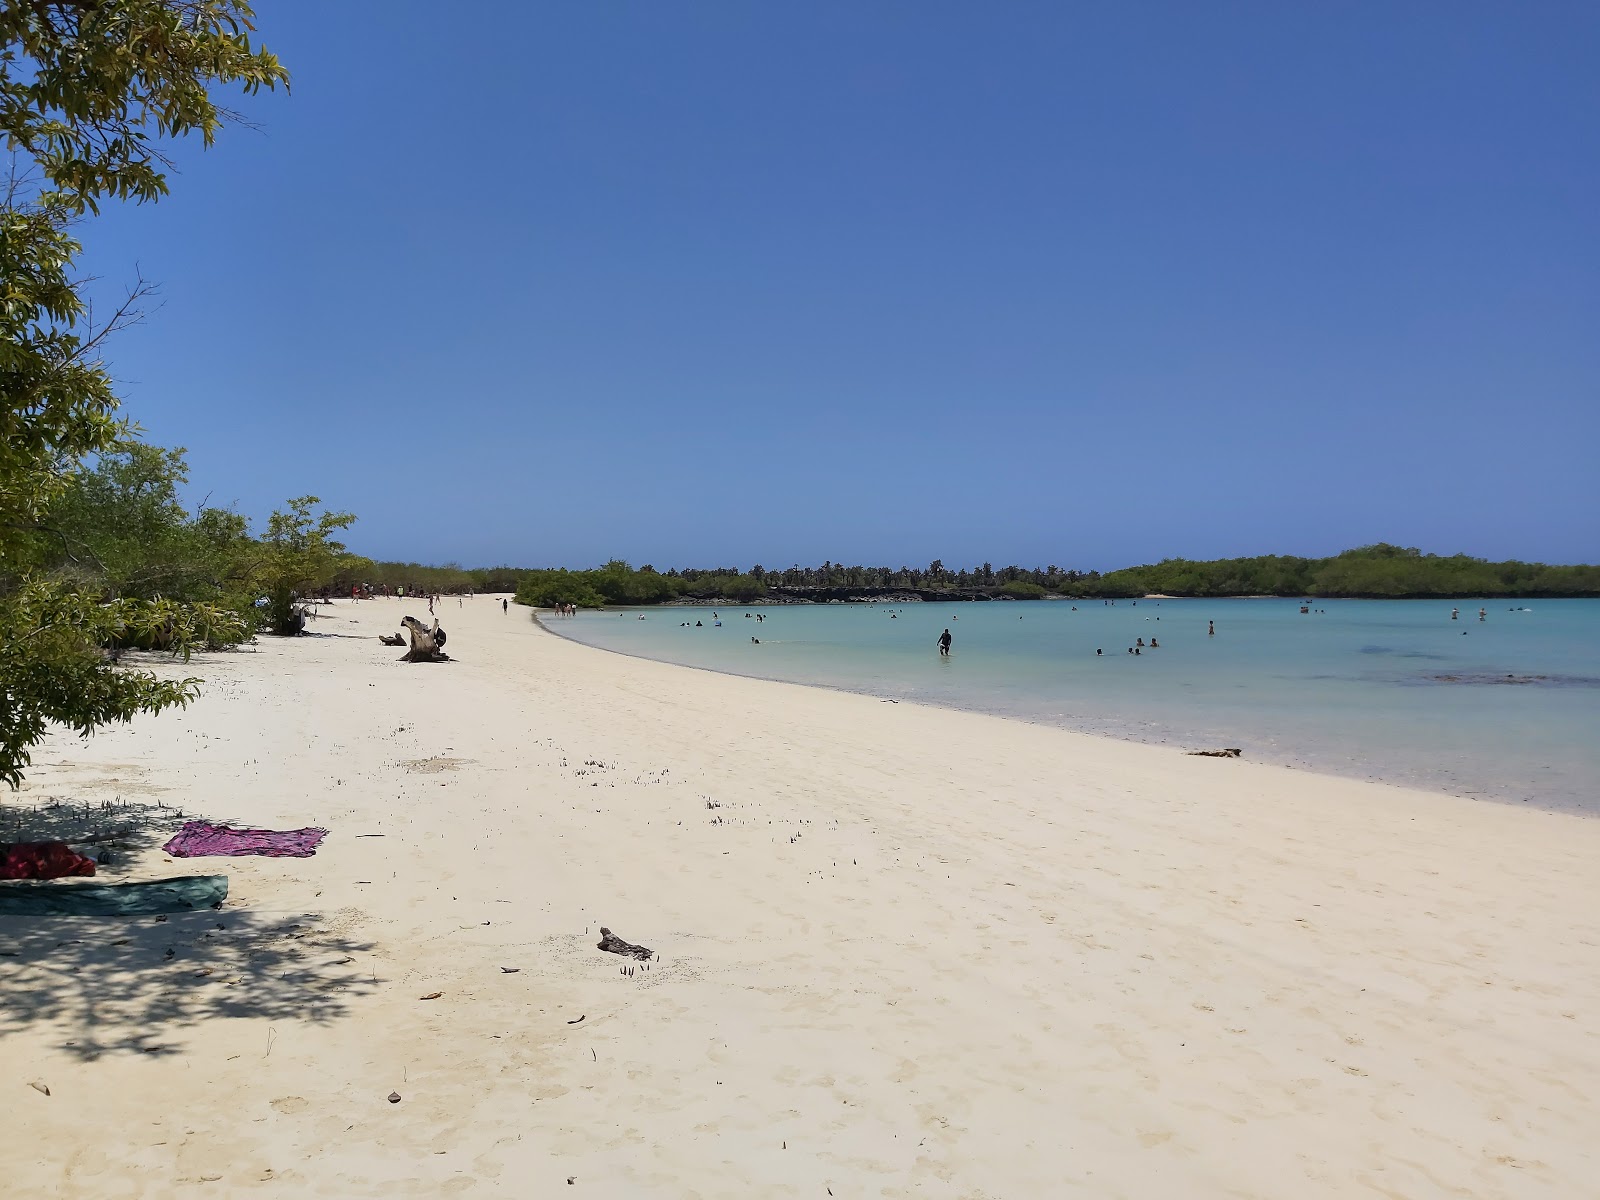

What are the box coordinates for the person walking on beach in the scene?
[937,628,952,657]
[502,598,508,614]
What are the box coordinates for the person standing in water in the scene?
[937,628,952,657]
[1208,619,1215,636]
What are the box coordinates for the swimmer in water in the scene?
[937,628,952,657]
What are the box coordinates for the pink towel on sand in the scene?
[163,821,327,858]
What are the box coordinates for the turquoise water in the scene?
[544,598,1600,813]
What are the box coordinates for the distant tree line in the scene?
[356,544,1600,611]
[1087,544,1600,599]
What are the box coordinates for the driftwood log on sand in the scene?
[597,926,653,960]
[399,616,450,663]
[378,633,406,647]
[1187,748,1243,758]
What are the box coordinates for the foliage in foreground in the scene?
[0,582,251,787]
[1,2,286,787]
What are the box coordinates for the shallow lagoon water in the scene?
[545,597,1600,814]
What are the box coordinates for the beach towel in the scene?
[0,842,97,880]
[163,821,327,859]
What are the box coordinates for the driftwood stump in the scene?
[597,926,653,960]
[399,615,450,663]
[1187,748,1242,758]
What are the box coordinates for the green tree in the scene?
[514,571,606,610]
[999,579,1048,599]
[43,441,253,604]
[1,1,286,785]
[250,497,357,634]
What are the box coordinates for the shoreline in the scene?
[6,595,1598,1197]
[533,606,1588,817]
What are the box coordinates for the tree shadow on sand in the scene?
[3,795,199,863]
[0,908,379,1061]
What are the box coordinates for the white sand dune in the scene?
[3,595,1596,1197]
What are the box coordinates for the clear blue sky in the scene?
[80,2,1598,571]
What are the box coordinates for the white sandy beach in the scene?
[3,594,1597,1198]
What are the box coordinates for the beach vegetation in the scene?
[999,580,1049,599]
[1073,545,1600,599]
[252,497,360,634]
[0,1,286,785]
[514,571,608,609]
[421,547,1600,607]
[40,443,250,603]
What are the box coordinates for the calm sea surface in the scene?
[544,598,1600,814]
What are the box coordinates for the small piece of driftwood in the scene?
[1187,748,1242,758]
[597,926,653,960]
[379,633,405,647]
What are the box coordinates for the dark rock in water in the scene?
[1424,673,1600,688]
